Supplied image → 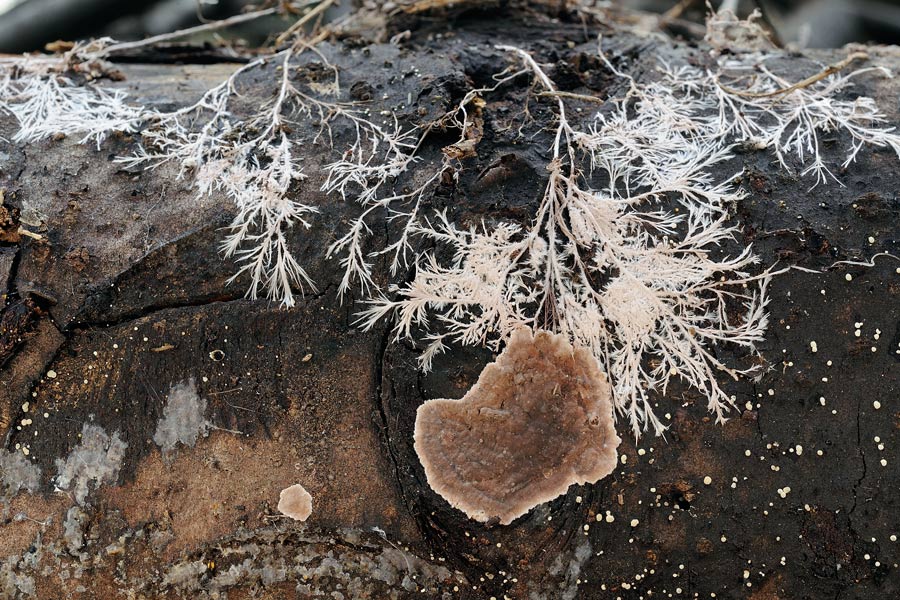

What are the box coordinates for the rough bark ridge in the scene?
[1,8,899,600]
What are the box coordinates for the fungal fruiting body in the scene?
[414,329,620,524]
[278,483,313,522]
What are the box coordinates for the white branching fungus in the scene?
[1,75,141,148]
[1,44,418,307]
[0,40,140,147]
[321,112,422,297]
[113,46,419,307]
[324,66,527,297]
[662,54,900,187]
[359,46,766,435]
[113,50,326,307]
[3,15,900,435]
[357,40,900,437]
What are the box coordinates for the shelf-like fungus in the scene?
[278,483,313,522]
[414,328,621,524]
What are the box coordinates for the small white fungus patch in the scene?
[278,483,313,521]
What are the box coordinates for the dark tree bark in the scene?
[1,8,899,599]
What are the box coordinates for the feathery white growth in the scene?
[321,112,422,297]
[324,67,526,298]
[0,40,139,148]
[4,27,900,434]
[359,45,808,437]
[354,35,900,436]
[359,213,538,371]
[114,49,324,306]
[1,75,141,148]
[1,44,419,307]
[654,55,900,187]
[116,46,423,306]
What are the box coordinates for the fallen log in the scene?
[1,6,899,599]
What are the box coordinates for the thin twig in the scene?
[103,7,280,55]
[17,226,43,240]
[719,52,869,99]
[828,252,900,269]
[274,0,336,46]
[661,0,697,23]
[537,90,605,104]
[207,387,244,396]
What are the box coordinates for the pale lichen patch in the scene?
[152,378,211,456]
[54,423,127,506]
[0,450,41,499]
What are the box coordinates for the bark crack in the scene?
[372,319,414,518]
[848,395,867,515]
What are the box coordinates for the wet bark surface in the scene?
[1,9,899,600]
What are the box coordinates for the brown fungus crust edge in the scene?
[414,328,621,524]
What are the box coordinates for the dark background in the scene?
[1,0,900,53]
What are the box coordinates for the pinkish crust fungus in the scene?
[414,328,621,525]
[277,484,313,522]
